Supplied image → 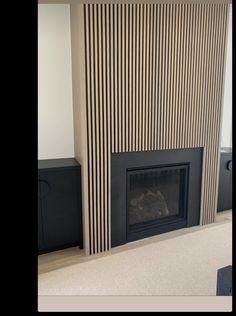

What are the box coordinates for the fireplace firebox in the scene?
[112,148,203,247]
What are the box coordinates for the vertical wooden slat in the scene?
[157,4,163,149]
[174,4,181,149]
[139,4,143,152]
[170,4,177,149]
[177,4,185,149]
[122,3,125,152]
[118,3,122,153]
[107,4,111,250]
[102,4,110,251]
[94,4,100,253]
[148,4,153,150]
[203,4,215,224]
[89,4,97,254]
[151,4,157,150]
[145,4,150,150]
[193,4,201,147]
[136,4,140,151]
[165,4,171,149]
[163,4,169,149]
[142,4,146,150]
[207,4,219,224]
[181,4,189,148]
[196,4,206,146]
[84,4,93,255]
[110,4,114,154]
[126,4,129,152]
[129,4,133,152]
[132,4,136,152]
[98,4,104,252]
[114,4,118,153]
[154,4,160,149]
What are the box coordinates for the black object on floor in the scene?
[216,265,232,296]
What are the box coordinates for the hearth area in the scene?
[112,148,203,247]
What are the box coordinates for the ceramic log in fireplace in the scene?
[111,148,203,247]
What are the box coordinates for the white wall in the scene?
[221,4,232,148]
[38,4,74,159]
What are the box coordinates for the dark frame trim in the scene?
[111,148,203,247]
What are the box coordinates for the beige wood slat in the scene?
[125,4,129,152]
[132,4,136,152]
[129,4,133,152]
[154,5,161,150]
[195,4,203,148]
[98,3,104,253]
[179,4,186,149]
[122,3,125,153]
[174,4,182,149]
[197,4,208,147]
[189,4,198,148]
[89,4,97,253]
[204,4,217,224]
[195,4,204,148]
[198,8,210,225]
[110,4,114,154]
[168,3,174,149]
[136,4,140,151]
[159,3,164,149]
[94,4,101,252]
[84,4,94,254]
[148,4,153,150]
[179,4,186,148]
[138,4,143,151]
[210,5,222,223]
[182,4,190,147]
[172,3,179,150]
[145,4,150,150]
[187,4,195,149]
[142,4,146,150]
[107,3,112,250]
[165,3,172,149]
[163,4,170,149]
[114,4,118,153]
[207,4,220,224]
[118,3,122,152]
[102,3,108,251]
[151,4,157,150]
[156,4,162,149]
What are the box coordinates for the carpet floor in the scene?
[38,221,232,296]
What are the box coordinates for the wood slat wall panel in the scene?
[82,3,229,254]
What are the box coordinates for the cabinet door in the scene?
[38,176,44,251]
[217,154,232,211]
[40,169,80,249]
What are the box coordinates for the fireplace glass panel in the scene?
[127,165,188,228]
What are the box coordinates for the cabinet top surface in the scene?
[38,158,80,170]
[220,147,232,154]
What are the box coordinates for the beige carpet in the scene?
[38,221,232,296]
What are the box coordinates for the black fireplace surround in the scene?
[111,148,203,247]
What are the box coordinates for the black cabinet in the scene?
[217,149,232,212]
[38,158,83,254]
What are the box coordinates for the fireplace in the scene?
[112,148,203,247]
[127,164,188,240]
